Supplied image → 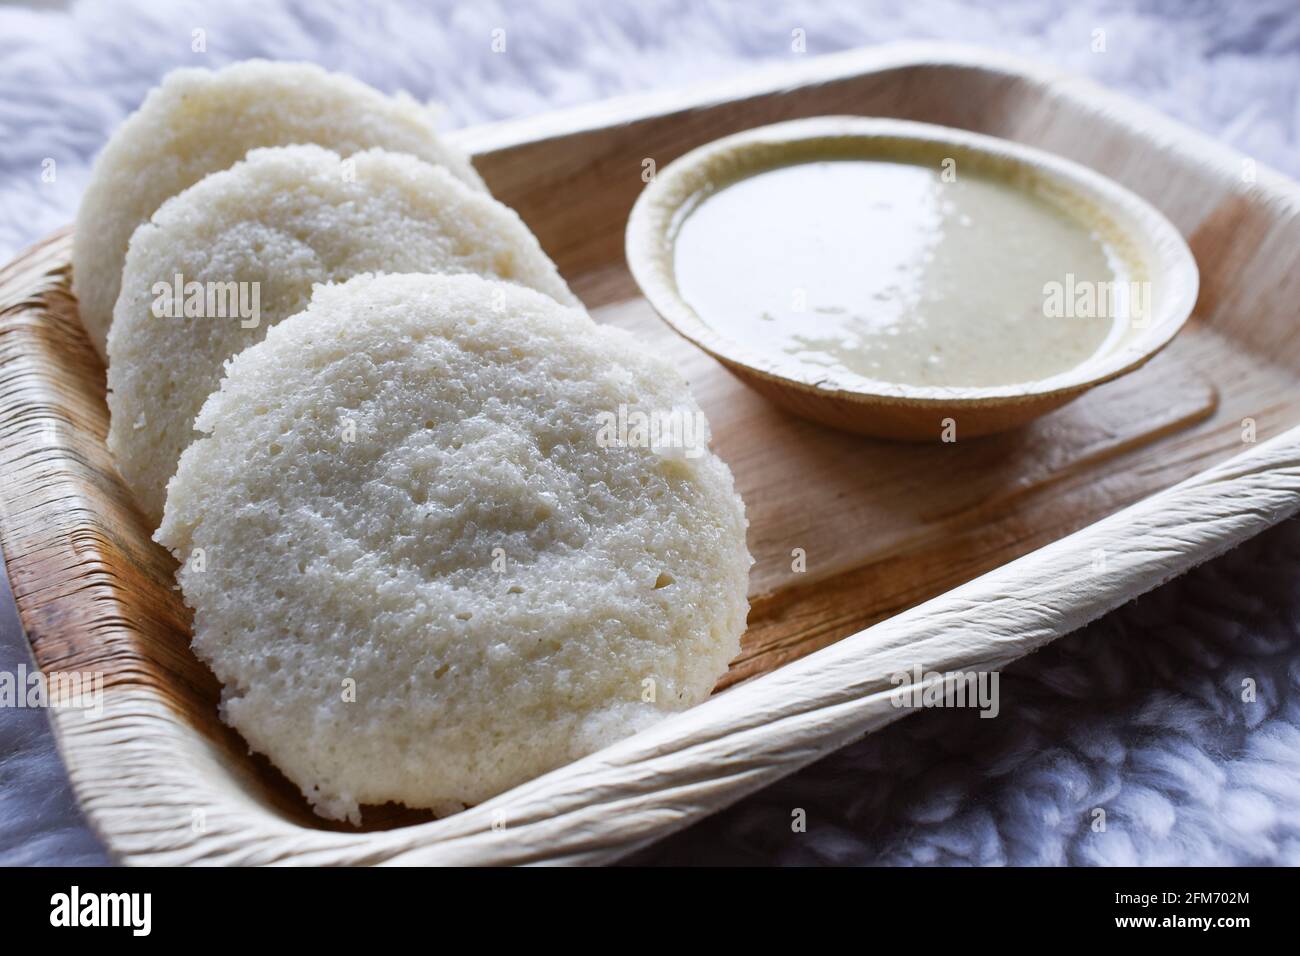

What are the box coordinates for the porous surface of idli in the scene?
[108,144,575,525]
[74,59,485,358]
[156,273,751,821]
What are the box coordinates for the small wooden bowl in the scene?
[626,117,1200,440]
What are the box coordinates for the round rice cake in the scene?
[107,144,575,526]
[155,272,751,822]
[73,59,485,359]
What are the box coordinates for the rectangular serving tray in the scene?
[1,42,1298,865]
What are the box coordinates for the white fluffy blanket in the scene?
[1,0,1297,866]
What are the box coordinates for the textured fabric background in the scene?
[0,0,1297,866]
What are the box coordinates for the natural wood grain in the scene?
[1,42,1298,864]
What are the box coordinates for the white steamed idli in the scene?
[156,272,751,822]
[73,59,485,359]
[107,144,576,526]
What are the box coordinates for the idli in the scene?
[108,144,576,526]
[74,59,485,359]
[156,272,750,822]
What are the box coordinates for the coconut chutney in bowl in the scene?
[627,117,1199,440]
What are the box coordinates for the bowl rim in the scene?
[625,116,1201,407]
